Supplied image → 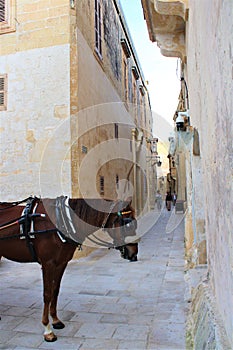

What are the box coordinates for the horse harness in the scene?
[19,197,41,262]
[55,196,136,248]
[0,196,81,262]
[0,196,47,262]
[0,196,137,262]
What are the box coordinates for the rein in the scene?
[87,206,133,248]
[0,196,35,210]
[0,213,45,231]
[85,234,114,248]
[88,202,133,248]
[56,197,118,248]
[101,201,116,230]
[0,228,57,241]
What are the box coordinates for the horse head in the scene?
[105,200,139,262]
[48,197,139,262]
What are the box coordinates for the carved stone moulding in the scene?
[154,0,189,21]
[142,0,188,62]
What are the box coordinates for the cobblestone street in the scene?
[0,207,187,350]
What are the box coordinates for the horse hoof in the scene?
[130,256,138,262]
[52,321,65,329]
[44,332,57,342]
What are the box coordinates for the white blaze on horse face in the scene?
[44,323,52,335]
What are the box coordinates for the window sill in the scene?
[0,24,16,35]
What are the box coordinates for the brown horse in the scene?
[0,196,138,342]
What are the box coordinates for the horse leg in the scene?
[127,243,138,261]
[41,262,57,342]
[50,262,68,329]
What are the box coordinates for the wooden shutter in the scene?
[100,176,104,195]
[0,75,7,110]
[0,0,5,23]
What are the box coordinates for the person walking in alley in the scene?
[165,191,172,211]
[173,191,177,206]
[155,190,162,210]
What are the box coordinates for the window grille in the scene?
[94,0,102,57]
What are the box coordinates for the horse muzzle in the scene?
[116,243,138,262]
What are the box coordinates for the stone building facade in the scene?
[0,0,154,216]
[142,0,233,348]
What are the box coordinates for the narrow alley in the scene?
[0,207,187,350]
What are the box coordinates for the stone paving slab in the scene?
[0,208,187,349]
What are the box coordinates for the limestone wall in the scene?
[70,0,153,212]
[0,0,153,216]
[141,0,232,346]
[0,0,72,200]
[186,0,233,346]
[186,278,231,350]
[0,45,71,200]
[1,0,70,55]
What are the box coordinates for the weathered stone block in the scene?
[186,282,231,350]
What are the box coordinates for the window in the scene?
[132,76,137,106]
[0,75,7,111]
[139,86,145,128]
[0,0,16,34]
[81,145,88,154]
[94,0,102,57]
[99,175,104,196]
[121,39,131,103]
[132,66,139,122]
[123,58,128,102]
[116,174,119,190]
[114,123,118,139]
[0,0,5,22]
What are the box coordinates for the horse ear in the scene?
[125,196,132,205]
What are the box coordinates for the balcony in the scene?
[141,0,189,62]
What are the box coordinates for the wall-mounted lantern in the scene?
[70,0,75,9]
[146,137,158,154]
[154,156,162,167]
[146,137,162,166]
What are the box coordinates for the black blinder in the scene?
[121,217,137,236]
